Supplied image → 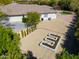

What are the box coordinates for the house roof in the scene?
[0,3,56,16]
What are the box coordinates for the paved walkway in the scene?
[20,13,74,59]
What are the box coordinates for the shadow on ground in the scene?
[61,15,77,54]
[55,15,78,59]
[22,50,37,59]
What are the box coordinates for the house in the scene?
[0,3,56,23]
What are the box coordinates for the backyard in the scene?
[20,12,74,59]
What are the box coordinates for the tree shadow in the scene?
[26,51,37,59]
[56,53,61,59]
[61,15,77,54]
[22,50,37,59]
[74,40,79,55]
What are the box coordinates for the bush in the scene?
[61,11,72,15]
[56,49,79,59]
[38,1,50,5]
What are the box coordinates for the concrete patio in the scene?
[20,13,74,59]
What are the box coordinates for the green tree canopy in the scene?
[22,12,40,27]
[0,12,7,21]
[0,25,22,59]
[49,0,59,6]
[70,0,79,11]
[0,0,12,5]
[57,49,79,59]
[26,12,40,26]
[75,17,79,40]
[0,12,6,17]
[60,0,71,10]
[22,12,40,34]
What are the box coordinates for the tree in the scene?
[75,17,79,40]
[0,12,8,21]
[37,0,50,5]
[22,15,31,34]
[22,12,40,34]
[26,12,40,27]
[0,0,12,5]
[60,0,71,10]
[49,0,59,6]
[57,49,79,59]
[70,0,79,11]
[59,0,79,12]
[0,25,24,59]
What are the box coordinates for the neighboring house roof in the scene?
[0,3,56,16]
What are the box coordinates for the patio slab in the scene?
[20,14,74,59]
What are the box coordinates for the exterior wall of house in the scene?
[9,13,56,23]
[9,16,23,22]
[40,13,56,21]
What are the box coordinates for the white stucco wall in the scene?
[40,13,56,21]
[9,16,23,22]
[9,13,56,23]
